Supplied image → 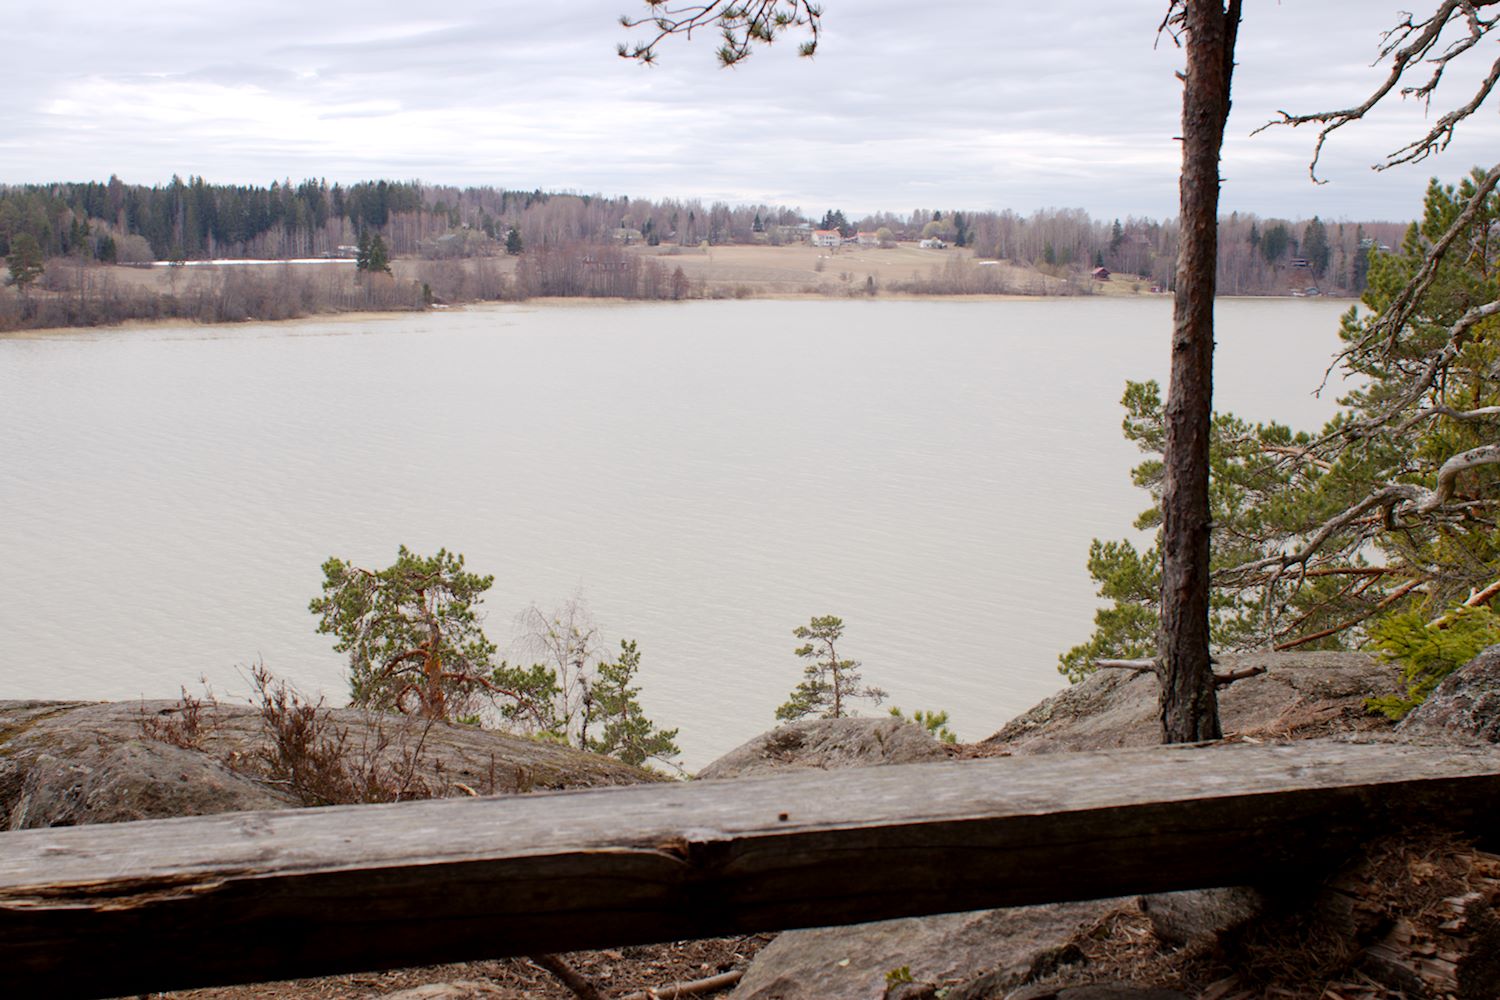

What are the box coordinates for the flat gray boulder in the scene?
[730,901,1117,1000]
[698,716,949,780]
[1137,886,1266,946]
[984,651,1398,754]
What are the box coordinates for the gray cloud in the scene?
[5,1,1497,222]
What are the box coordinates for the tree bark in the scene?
[1159,0,1240,743]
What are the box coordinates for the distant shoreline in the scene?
[1,242,1353,336]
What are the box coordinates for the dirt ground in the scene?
[147,936,772,1000]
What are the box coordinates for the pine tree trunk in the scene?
[1159,1,1240,743]
[424,616,446,720]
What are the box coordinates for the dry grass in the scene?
[136,667,445,807]
[137,685,218,750]
[247,665,441,806]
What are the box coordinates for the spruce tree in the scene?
[6,234,44,292]
[355,231,390,274]
[1302,216,1330,277]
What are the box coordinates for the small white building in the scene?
[811,229,842,248]
[855,231,881,246]
[919,238,947,250]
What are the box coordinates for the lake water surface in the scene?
[1,297,1354,767]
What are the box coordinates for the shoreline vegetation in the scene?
[1,241,1349,335]
[1,176,1400,333]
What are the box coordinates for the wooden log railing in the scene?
[3,740,1500,998]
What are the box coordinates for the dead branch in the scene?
[1396,401,1500,437]
[618,969,745,1000]
[1213,665,1266,687]
[1094,658,1158,672]
[1264,569,1385,645]
[618,0,822,65]
[1418,443,1500,512]
[1274,577,1430,650]
[532,953,609,1000]
[1358,166,1500,363]
[1259,444,1334,471]
[1244,566,1405,584]
[1217,484,1427,582]
[1427,576,1500,626]
[1464,577,1500,608]
[1252,2,1500,180]
[1385,51,1500,168]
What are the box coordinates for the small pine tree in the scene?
[1367,607,1500,720]
[776,615,886,721]
[505,227,524,255]
[583,640,681,767]
[889,706,958,743]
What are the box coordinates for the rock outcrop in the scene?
[721,651,1416,1000]
[698,716,949,779]
[731,902,1120,1000]
[1399,644,1500,744]
[11,645,1470,999]
[984,650,1397,754]
[0,697,658,830]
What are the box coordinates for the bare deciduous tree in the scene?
[1254,1,1500,181]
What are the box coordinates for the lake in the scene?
[0,297,1354,767]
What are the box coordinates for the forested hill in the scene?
[0,175,1408,295]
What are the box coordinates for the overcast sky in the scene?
[6,2,1498,222]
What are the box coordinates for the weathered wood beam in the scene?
[3,740,1499,998]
